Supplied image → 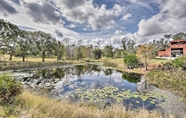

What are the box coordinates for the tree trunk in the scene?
[42,56,45,62]
[57,55,59,61]
[42,51,45,62]
[145,55,148,70]
[22,55,25,62]
[9,53,12,61]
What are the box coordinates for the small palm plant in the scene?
[0,73,23,104]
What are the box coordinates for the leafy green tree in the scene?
[172,32,186,40]
[92,48,102,59]
[54,40,65,61]
[16,30,33,62]
[5,25,20,60]
[114,48,123,58]
[63,38,70,60]
[121,38,127,50]
[121,38,136,55]
[76,46,83,60]
[103,45,114,58]
[0,20,20,60]
[35,31,55,62]
[136,44,153,70]
[124,54,139,69]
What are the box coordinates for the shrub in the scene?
[160,56,186,70]
[172,56,186,68]
[0,73,23,104]
[124,54,139,69]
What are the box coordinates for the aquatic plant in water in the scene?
[65,84,171,108]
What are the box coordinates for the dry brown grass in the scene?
[0,91,174,118]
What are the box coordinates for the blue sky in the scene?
[0,0,186,47]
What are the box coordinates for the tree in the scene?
[0,20,20,60]
[55,40,65,61]
[114,48,123,58]
[136,44,153,70]
[35,31,55,62]
[172,32,186,40]
[124,54,139,69]
[92,48,102,59]
[16,30,33,62]
[121,38,136,55]
[121,38,127,50]
[76,46,83,60]
[76,40,83,60]
[63,38,70,60]
[3,23,20,60]
[103,45,114,58]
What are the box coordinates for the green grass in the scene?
[148,58,170,65]
[0,73,22,104]
[146,69,186,98]
[0,91,177,118]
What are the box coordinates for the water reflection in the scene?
[12,64,185,115]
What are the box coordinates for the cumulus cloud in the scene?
[69,24,76,28]
[122,13,132,20]
[59,0,86,9]
[55,30,63,37]
[25,1,62,24]
[135,0,186,42]
[115,30,123,35]
[0,0,17,15]
[126,0,154,11]
[56,0,123,30]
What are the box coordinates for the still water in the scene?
[12,64,185,115]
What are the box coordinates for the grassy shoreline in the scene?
[1,57,183,118]
[145,69,186,99]
[0,91,175,118]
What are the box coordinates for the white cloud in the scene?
[134,0,186,42]
[122,13,132,20]
[69,24,76,28]
[56,0,123,30]
[126,0,154,11]
[0,0,80,41]
[115,30,123,35]
[0,0,186,46]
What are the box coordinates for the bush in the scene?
[160,56,186,70]
[172,56,186,68]
[124,54,139,69]
[0,73,23,104]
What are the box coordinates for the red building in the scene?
[158,40,186,57]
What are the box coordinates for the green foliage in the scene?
[121,38,136,54]
[102,45,114,58]
[160,56,186,70]
[76,47,83,60]
[114,49,123,58]
[124,54,139,69]
[172,56,186,68]
[0,73,23,104]
[146,69,186,98]
[92,48,102,59]
[172,32,186,40]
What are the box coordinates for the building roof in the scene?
[170,39,186,43]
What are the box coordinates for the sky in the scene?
[0,0,186,47]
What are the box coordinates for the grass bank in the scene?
[0,61,77,70]
[101,57,170,74]
[0,91,176,118]
[146,69,186,98]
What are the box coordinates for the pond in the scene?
[12,64,186,116]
